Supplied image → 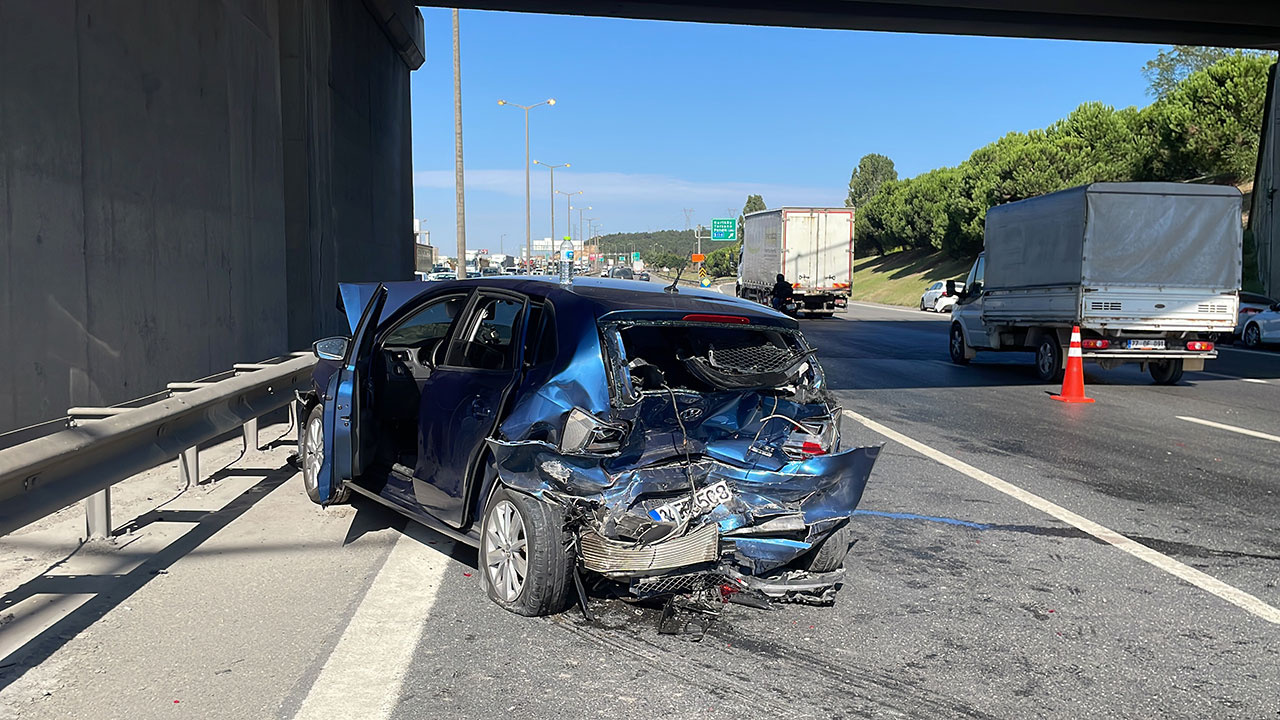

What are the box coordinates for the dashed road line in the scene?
[293,523,454,720]
[1218,346,1280,359]
[843,409,1280,626]
[1176,416,1280,444]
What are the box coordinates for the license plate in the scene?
[1127,339,1166,350]
[649,481,734,524]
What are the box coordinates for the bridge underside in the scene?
[430,1,1280,50]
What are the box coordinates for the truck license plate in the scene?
[649,481,734,524]
[1127,339,1166,350]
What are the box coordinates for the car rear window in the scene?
[611,322,809,394]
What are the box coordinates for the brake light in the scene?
[681,314,749,324]
[1081,339,1110,350]
[1187,341,1214,351]
[782,417,839,459]
[1242,308,1261,315]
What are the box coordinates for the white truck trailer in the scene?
[949,182,1242,385]
[737,208,853,316]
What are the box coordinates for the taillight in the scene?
[681,314,749,324]
[1081,339,1110,350]
[559,408,627,455]
[1242,308,1261,315]
[783,416,839,459]
[1187,341,1214,351]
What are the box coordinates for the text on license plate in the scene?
[649,481,734,523]
[1127,339,1166,350]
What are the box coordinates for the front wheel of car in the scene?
[301,404,349,505]
[949,324,970,366]
[481,486,574,617]
[1243,323,1263,348]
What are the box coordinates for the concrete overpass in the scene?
[3,0,1279,436]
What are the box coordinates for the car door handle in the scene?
[470,398,492,419]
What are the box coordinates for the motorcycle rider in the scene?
[770,273,794,312]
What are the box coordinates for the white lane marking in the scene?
[1198,372,1270,384]
[1176,416,1280,444]
[294,523,453,720]
[843,409,1280,626]
[847,301,928,315]
[1218,346,1280,359]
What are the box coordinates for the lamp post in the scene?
[573,206,592,248]
[556,190,581,244]
[498,97,556,274]
[534,161,569,257]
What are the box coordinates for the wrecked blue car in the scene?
[298,276,879,616]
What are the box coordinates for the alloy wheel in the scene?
[1244,324,1261,348]
[303,415,323,494]
[484,500,529,603]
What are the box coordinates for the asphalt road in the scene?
[1,302,1278,719]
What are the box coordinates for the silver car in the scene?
[920,280,965,312]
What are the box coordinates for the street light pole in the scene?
[574,206,592,248]
[556,190,581,244]
[498,97,556,273]
[453,10,466,270]
[534,161,569,263]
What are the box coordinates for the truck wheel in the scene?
[1034,334,1064,383]
[1149,359,1184,385]
[949,324,970,366]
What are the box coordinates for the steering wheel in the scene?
[418,338,447,368]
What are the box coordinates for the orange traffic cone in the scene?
[1051,326,1094,403]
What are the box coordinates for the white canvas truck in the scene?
[949,182,1242,385]
[737,208,853,316]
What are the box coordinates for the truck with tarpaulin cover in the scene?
[949,182,1242,385]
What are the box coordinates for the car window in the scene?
[382,293,468,347]
[523,302,558,366]
[930,282,941,290]
[445,294,525,370]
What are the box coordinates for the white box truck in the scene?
[949,182,1242,385]
[737,208,853,316]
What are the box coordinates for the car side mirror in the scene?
[945,280,957,296]
[313,336,349,361]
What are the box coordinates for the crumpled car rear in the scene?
[488,312,881,605]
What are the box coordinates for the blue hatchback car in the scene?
[298,276,879,616]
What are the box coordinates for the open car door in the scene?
[318,284,388,503]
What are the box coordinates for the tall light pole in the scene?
[453,10,466,270]
[498,97,556,273]
[556,190,581,244]
[534,161,569,254]
[573,205,592,247]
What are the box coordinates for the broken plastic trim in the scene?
[559,407,627,455]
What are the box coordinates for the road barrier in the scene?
[0,353,316,539]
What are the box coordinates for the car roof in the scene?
[337,276,795,332]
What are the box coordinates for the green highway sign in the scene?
[710,218,736,241]
[631,251,640,261]
[618,255,626,262]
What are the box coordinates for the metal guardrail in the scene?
[0,353,317,539]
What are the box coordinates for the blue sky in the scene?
[412,10,1161,254]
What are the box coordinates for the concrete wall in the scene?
[0,0,421,433]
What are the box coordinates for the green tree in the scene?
[1143,46,1254,98]
[739,194,766,241]
[845,153,898,209]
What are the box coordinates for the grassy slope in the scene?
[850,249,975,307]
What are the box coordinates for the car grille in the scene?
[708,343,796,373]
[580,522,719,577]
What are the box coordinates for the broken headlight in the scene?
[559,408,627,455]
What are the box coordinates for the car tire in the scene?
[301,404,349,505]
[480,485,574,617]
[1243,323,1263,348]
[1034,334,1064,384]
[920,298,927,311]
[1149,359,1184,385]
[801,522,854,573]
[949,324,970,366]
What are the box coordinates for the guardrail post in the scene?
[243,417,259,451]
[85,489,111,540]
[180,445,200,486]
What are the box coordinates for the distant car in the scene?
[608,267,635,280]
[299,277,878,616]
[638,270,651,282]
[426,272,457,282]
[920,280,964,312]
[1240,302,1280,348]
[481,267,502,277]
[502,267,520,275]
